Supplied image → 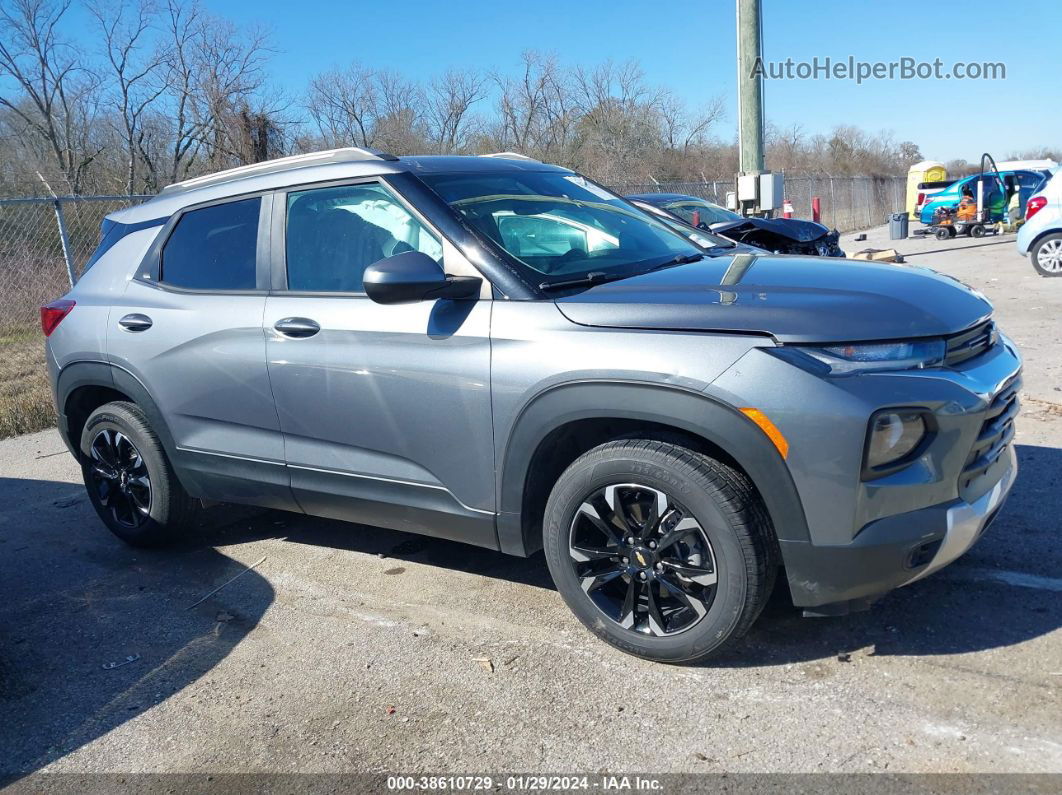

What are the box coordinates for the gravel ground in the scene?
[1,223,1060,781]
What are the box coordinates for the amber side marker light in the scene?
[740,407,789,459]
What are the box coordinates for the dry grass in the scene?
[0,331,56,439]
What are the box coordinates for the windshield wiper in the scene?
[539,271,621,291]
[643,252,705,271]
[538,253,707,292]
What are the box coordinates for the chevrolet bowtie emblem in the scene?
[634,551,647,566]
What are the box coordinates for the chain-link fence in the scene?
[0,195,150,438]
[610,175,907,233]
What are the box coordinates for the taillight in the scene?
[917,192,925,206]
[40,299,75,336]
[1027,196,1047,220]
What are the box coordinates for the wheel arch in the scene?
[1026,227,1062,257]
[57,361,179,465]
[497,380,811,557]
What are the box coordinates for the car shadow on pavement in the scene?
[714,442,1062,666]
[219,440,1060,668]
[271,512,557,591]
[0,477,275,780]
[174,441,1059,669]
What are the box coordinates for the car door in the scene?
[1015,171,1043,214]
[110,193,296,509]
[262,178,496,549]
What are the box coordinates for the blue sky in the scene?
[108,0,1062,160]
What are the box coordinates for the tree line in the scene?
[1,0,929,197]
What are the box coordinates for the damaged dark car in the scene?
[627,193,845,258]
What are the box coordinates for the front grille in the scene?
[959,375,1020,499]
[945,320,996,367]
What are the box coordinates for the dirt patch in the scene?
[1022,397,1062,420]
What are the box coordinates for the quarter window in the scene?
[285,182,443,292]
[160,197,260,290]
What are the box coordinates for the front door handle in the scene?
[273,317,320,338]
[118,313,153,332]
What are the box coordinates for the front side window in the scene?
[421,172,703,286]
[160,197,260,289]
[285,182,442,292]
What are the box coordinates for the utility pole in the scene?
[736,0,764,176]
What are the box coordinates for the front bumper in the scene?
[780,443,1016,611]
[905,446,1016,584]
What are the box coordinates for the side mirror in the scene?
[363,251,481,305]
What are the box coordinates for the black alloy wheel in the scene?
[86,428,152,528]
[569,483,718,636]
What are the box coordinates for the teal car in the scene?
[919,169,1045,225]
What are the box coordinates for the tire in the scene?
[935,227,950,241]
[970,224,985,238]
[543,439,777,663]
[1031,233,1062,277]
[79,401,197,546]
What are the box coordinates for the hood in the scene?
[553,254,992,343]
[709,217,830,242]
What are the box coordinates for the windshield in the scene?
[663,199,741,226]
[653,213,734,249]
[420,171,703,286]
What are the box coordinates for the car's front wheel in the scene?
[1032,233,1062,277]
[80,401,196,546]
[543,439,777,663]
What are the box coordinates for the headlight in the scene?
[788,339,945,375]
[864,409,930,476]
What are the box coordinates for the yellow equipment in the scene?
[906,160,948,217]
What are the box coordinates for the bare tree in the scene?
[306,61,377,147]
[425,68,486,153]
[0,5,942,195]
[571,60,661,183]
[372,69,425,153]
[493,51,578,157]
[0,0,102,192]
[152,0,206,184]
[657,91,725,152]
[191,15,274,167]
[88,0,166,194]
[305,64,426,154]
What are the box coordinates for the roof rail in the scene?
[480,151,540,162]
[160,147,399,195]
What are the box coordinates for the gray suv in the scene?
[42,149,1021,662]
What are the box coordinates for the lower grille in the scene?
[959,375,1020,500]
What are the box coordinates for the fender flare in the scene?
[56,361,179,465]
[496,380,810,556]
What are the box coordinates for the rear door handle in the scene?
[273,317,320,338]
[118,313,153,332]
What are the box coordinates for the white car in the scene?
[1017,171,1062,277]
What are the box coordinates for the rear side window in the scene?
[83,217,165,273]
[161,197,260,289]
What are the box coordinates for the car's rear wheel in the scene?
[1032,233,1062,277]
[80,401,196,546]
[543,439,777,663]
